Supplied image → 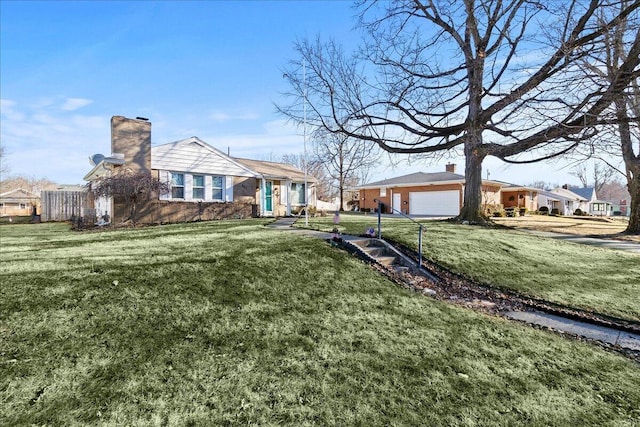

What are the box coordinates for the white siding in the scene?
[152,139,255,177]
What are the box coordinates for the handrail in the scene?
[373,199,425,268]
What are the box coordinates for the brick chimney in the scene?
[445,163,457,173]
[111,116,151,174]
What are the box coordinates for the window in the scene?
[380,187,387,197]
[291,183,306,205]
[171,173,184,199]
[19,203,27,209]
[192,175,205,199]
[212,176,223,200]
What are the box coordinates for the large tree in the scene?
[278,0,640,223]
[576,1,640,233]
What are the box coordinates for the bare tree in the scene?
[0,146,9,179]
[570,163,616,192]
[575,1,640,233]
[280,153,333,201]
[0,176,58,195]
[89,170,169,225]
[278,0,640,223]
[312,128,381,210]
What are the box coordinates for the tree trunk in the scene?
[458,135,488,223]
[614,97,640,235]
[627,172,640,234]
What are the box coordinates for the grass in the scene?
[1,220,639,426]
[305,214,640,322]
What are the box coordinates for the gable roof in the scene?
[151,137,257,178]
[232,158,314,182]
[568,187,596,201]
[550,187,587,201]
[0,188,39,201]
[358,171,466,189]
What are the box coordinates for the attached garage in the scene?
[409,190,460,216]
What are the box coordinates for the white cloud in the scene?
[209,111,260,123]
[60,98,93,111]
[0,99,110,183]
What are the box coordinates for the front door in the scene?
[393,193,401,214]
[265,181,273,215]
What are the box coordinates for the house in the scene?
[0,188,39,217]
[354,164,537,216]
[537,186,612,216]
[569,187,613,216]
[232,157,315,217]
[84,116,315,223]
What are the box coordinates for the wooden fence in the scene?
[41,191,94,222]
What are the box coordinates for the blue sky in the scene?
[1,0,583,186]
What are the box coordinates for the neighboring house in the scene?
[84,116,315,223]
[0,189,39,217]
[569,186,613,216]
[353,164,522,216]
[537,186,604,215]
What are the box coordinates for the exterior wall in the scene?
[501,190,538,212]
[0,201,36,217]
[360,183,464,214]
[111,116,151,174]
[152,139,255,178]
[116,200,256,224]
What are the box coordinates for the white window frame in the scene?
[290,182,306,205]
[192,175,205,200]
[171,172,185,199]
[211,176,224,201]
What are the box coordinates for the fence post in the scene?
[418,224,423,268]
[377,200,382,239]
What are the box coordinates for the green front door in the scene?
[265,181,273,213]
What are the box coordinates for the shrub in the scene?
[550,208,560,216]
[613,211,622,216]
[574,208,583,216]
[538,206,549,215]
[493,210,505,217]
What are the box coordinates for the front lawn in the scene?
[303,214,640,323]
[1,221,639,426]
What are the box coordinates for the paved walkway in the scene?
[505,311,640,351]
[521,230,640,254]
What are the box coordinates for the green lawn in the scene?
[1,220,639,426]
[305,214,640,322]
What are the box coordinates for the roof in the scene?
[550,187,587,201]
[151,137,258,178]
[233,158,315,182]
[0,188,39,201]
[358,171,465,189]
[568,187,596,201]
[83,154,126,181]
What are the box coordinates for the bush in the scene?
[551,208,560,216]
[574,208,583,216]
[493,210,505,217]
[538,206,549,215]
[613,211,622,216]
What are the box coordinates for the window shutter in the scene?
[225,176,234,202]
[159,171,171,200]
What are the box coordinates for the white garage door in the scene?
[409,190,460,216]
